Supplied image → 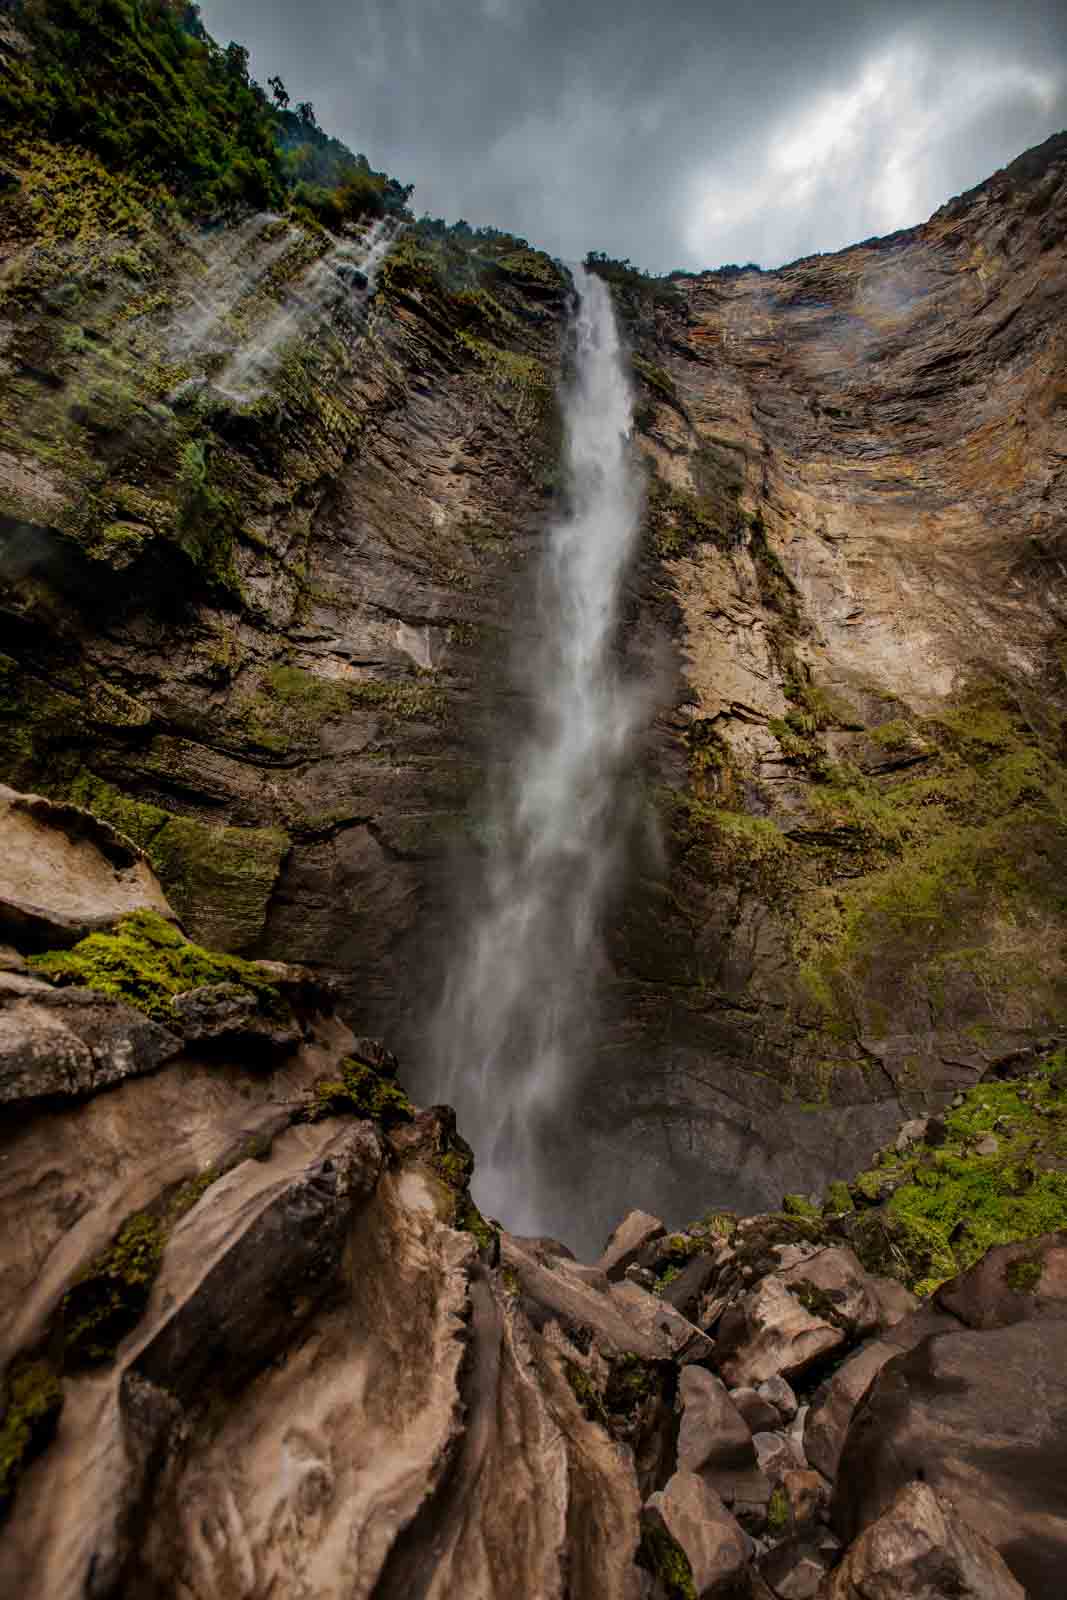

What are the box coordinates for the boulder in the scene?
[803,1307,959,1481]
[777,1247,881,1340]
[832,1321,1067,1594]
[611,1280,715,1364]
[0,970,180,1104]
[730,1386,780,1434]
[824,1480,1025,1599]
[717,1276,844,1387]
[757,1375,798,1423]
[0,784,176,951]
[752,1432,803,1484]
[660,1251,726,1320]
[867,1275,918,1330]
[780,1470,827,1534]
[678,1367,772,1508]
[758,1534,834,1599]
[641,1471,750,1598]
[598,1209,667,1281]
[934,1231,1067,1329]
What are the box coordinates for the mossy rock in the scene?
[61,1212,166,1368]
[838,1054,1067,1294]
[0,1360,63,1522]
[28,908,285,1024]
[638,1522,697,1600]
[302,1057,415,1127]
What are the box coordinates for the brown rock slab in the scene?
[598,1209,667,1281]
[0,784,176,951]
[678,1367,771,1508]
[0,974,181,1104]
[778,1247,881,1340]
[934,1231,1067,1329]
[642,1470,750,1598]
[717,1276,844,1387]
[825,1480,1025,1599]
[832,1320,1067,1594]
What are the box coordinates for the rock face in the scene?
[2,97,1066,1240]
[0,784,176,950]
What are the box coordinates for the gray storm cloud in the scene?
[197,0,1067,269]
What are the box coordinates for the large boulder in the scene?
[677,1367,771,1509]
[0,785,176,951]
[641,1471,750,1598]
[934,1231,1067,1328]
[716,1276,844,1388]
[824,1480,1025,1599]
[832,1320,1067,1594]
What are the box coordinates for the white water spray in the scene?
[433,266,645,1239]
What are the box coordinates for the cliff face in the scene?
[2,104,1067,1236]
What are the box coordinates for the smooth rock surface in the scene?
[677,1367,771,1508]
[717,1276,844,1387]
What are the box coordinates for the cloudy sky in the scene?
[200,0,1067,273]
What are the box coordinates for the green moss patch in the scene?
[61,1212,166,1368]
[841,1053,1067,1294]
[302,1056,415,1127]
[29,908,283,1023]
[638,1523,697,1600]
[0,1360,63,1520]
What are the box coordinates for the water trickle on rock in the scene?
[433,266,645,1241]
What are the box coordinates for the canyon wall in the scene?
[2,103,1066,1238]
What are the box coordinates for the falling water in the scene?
[433,266,645,1241]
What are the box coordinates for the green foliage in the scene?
[823,1180,855,1215]
[62,1211,166,1366]
[1005,1256,1043,1293]
[1,0,410,225]
[0,1361,63,1518]
[584,251,684,310]
[843,1055,1067,1294]
[28,908,282,1021]
[455,1195,498,1254]
[782,1193,820,1219]
[304,1057,415,1127]
[767,1486,791,1537]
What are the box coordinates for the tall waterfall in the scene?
[433,266,645,1242]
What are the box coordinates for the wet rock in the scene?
[0,784,176,951]
[678,1367,772,1509]
[0,973,181,1104]
[717,1276,844,1387]
[756,1375,798,1423]
[599,1209,667,1281]
[825,1480,1025,1599]
[730,1386,780,1434]
[642,1470,750,1598]
[833,1320,1067,1593]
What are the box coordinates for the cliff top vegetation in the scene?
[0,0,413,226]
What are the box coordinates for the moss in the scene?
[603,1355,659,1413]
[303,1057,415,1127]
[823,1181,855,1215]
[783,1193,821,1219]
[29,908,283,1023]
[63,775,289,951]
[767,1486,791,1537]
[563,1361,609,1426]
[842,1056,1067,1294]
[638,1523,697,1600]
[1005,1256,1043,1293]
[455,1195,499,1255]
[0,1360,63,1519]
[632,356,680,410]
[62,1212,166,1367]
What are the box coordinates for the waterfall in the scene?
[433,266,645,1244]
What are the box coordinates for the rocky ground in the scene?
[1,785,1065,1595]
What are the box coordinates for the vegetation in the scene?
[0,1361,63,1520]
[1,0,411,224]
[28,908,284,1021]
[841,1052,1067,1295]
[302,1056,415,1127]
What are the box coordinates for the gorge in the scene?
[2,1,1067,1594]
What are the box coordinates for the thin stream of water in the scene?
[433,266,644,1240]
